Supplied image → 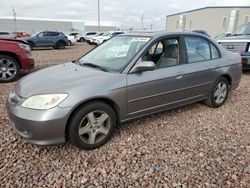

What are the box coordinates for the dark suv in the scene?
[25,31,69,50]
[217,23,250,69]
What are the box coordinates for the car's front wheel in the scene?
[0,55,20,83]
[68,102,116,150]
[205,77,229,108]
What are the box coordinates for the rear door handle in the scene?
[176,75,183,80]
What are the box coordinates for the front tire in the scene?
[0,55,20,83]
[68,102,116,150]
[205,77,229,108]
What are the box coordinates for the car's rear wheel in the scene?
[68,102,116,150]
[56,41,66,49]
[80,38,85,42]
[205,77,229,108]
[0,55,20,83]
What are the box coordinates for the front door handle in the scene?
[176,75,183,80]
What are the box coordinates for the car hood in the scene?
[15,62,118,98]
[217,35,250,42]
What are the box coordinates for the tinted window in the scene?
[87,32,97,35]
[210,44,220,59]
[0,32,10,35]
[47,32,59,36]
[37,32,46,37]
[185,37,211,63]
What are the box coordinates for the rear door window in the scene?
[185,36,221,63]
[47,32,59,37]
[185,37,211,63]
[210,44,220,59]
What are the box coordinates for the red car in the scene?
[0,38,34,82]
[13,32,31,38]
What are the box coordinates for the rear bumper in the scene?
[242,56,250,70]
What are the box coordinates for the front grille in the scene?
[219,42,247,53]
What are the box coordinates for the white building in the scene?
[0,17,118,34]
[166,6,250,37]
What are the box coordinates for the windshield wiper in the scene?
[82,62,108,72]
[72,60,80,64]
[230,33,243,36]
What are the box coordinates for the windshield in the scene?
[102,32,111,36]
[79,36,151,72]
[231,24,250,36]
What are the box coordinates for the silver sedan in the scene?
[7,32,242,150]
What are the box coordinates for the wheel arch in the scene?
[0,51,21,68]
[221,74,232,88]
[56,40,67,46]
[65,97,120,138]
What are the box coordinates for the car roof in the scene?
[122,31,210,39]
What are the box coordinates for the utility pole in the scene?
[150,23,153,30]
[98,0,100,32]
[12,7,17,32]
[141,15,144,30]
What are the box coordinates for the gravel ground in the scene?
[0,43,250,187]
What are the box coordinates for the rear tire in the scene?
[56,41,66,49]
[0,55,20,83]
[80,38,85,42]
[68,102,117,150]
[205,77,229,108]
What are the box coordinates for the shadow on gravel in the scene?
[242,70,250,75]
[116,102,201,133]
[32,47,75,51]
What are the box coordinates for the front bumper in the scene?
[6,95,72,145]
[242,55,250,70]
[17,52,35,71]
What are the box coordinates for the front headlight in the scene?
[18,43,31,53]
[21,94,68,110]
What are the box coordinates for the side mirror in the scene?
[130,61,155,73]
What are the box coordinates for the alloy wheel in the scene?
[214,82,228,104]
[0,57,17,81]
[78,110,111,145]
